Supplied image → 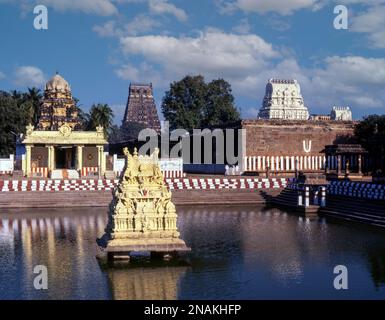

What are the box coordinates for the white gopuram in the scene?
[258,79,309,120]
[330,106,352,121]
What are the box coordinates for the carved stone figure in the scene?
[97,147,190,259]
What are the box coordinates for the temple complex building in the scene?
[122,83,161,133]
[241,119,358,175]
[21,73,107,178]
[258,79,309,120]
[330,106,352,121]
[309,114,331,121]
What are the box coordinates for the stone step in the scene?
[0,189,281,208]
[321,209,385,227]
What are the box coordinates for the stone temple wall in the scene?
[242,120,356,157]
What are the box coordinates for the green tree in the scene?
[25,87,42,125]
[162,75,207,130]
[203,79,240,127]
[355,115,385,151]
[354,115,385,173]
[0,91,26,156]
[88,103,114,136]
[162,75,240,130]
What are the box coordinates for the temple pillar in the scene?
[313,190,319,205]
[337,155,342,176]
[77,145,83,174]
[320,187,326,207]
[25,145,32,177]
[345,159,350,176]
[97,145,106,177]
[298,190,303,206]
[47,145,55,173]
[304,186,310,207]
[358,154,362,175]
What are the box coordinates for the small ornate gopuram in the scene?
[97,147,190,260]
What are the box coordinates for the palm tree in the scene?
[89,103,114,136]
[11,90,23,101]
[26,87,42,125]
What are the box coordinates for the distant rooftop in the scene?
[129,83,153,88]
[269,79,297,84]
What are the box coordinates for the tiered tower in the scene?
[97,147,190,260]
[38,73,80,130]
[122,83,161,133]
[258,79,309,120]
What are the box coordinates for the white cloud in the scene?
[3,0,118,16]
[351,5,385,48]
[309,56,385,109]
[115,62,163,84]
[93,15,160,37]
[116,29,385,117]
[218,0,321,15]
[0,70,5,80]
[266,16,291,31]
[242,55,385,116]
[232,18,251,34]
[148,0,187,21]
[93,21,118,37]
[119,30,279,79]
[115,64,141,80]
[13,66,46,87]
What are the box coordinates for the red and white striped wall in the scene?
[0,178,289,192]
[166,177,288,190]
[81,167,98,176]
[31,167,48,178]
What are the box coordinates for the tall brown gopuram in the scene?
[122,83,161,133]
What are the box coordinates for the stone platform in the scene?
[98,234,190,255]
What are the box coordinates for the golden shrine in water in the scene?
[97,147,190,260]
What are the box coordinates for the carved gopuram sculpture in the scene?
[97,148,190,260]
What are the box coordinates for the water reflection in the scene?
[0,208,109,299]
[104,265,188,300]
[1,205,385,299]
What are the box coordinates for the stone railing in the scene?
[328,181,385,201]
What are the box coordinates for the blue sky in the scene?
[0,0,385,123]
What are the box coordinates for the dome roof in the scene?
[45,73,71,92]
